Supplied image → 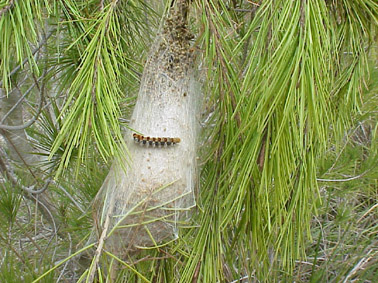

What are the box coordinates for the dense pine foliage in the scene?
[0,0,377,281]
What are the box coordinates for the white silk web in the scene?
[94,1,199,254]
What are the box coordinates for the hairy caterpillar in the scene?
[133,133,181,146]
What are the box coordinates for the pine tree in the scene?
[0,0,377,281]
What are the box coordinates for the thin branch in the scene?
[0,31,53,88]
[192,260,201,283]
[229,275,255,283]
[0,146,46,193]
[31,193,58,238]
[0,148,11,177]
[0,233,29,267]
[0,146,26,184]
[343,250,374,283]
[14,221,44,255]
[357,203,378,223]
[23,178,52,194]
[54,182,85,213]
[87,203,112,283]
[0,67,49,130]
[0,128,39,180]
[0,149,60,236]
[0,100,42,129]
[317,170,370,182]
[57,233,73,282]
[246,0,260,6]
[0,69,50,124]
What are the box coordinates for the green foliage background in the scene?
[0,0,377,282]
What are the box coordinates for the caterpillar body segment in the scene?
[133,133,181,147]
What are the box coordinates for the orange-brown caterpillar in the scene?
[133,133,180,146]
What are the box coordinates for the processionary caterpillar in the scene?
[133,133,181,146]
